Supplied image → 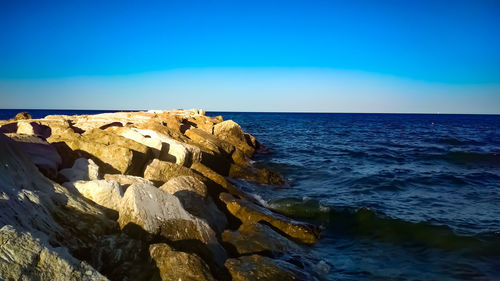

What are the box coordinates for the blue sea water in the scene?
[2,110,500,280]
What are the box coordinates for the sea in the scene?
[2,109,500,280]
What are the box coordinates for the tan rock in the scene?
[229,164,284,185]
[190,163,247,198]
[103,174,153,189]
[225,255,298,281]
[143,159,203,185]
[219,193,320,244]
[49,128,153,175]
[222,222,303,255]
[213,120,256,157]
[149,243,216,281]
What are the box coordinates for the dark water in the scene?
[2,110,500,280]
[211,112,500,281]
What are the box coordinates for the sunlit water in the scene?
[2,110,499,280]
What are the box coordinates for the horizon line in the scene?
[0,108,499,116]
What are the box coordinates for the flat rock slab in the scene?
[219,193,320,244]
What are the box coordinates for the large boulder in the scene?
[219,193,320,244]
[149,243,216,281]
[225,255,300,281]
[6,134,62,179]
[49,128,153,175]
[59,158,100,182]
[132,128,202,167]
[222,223,303,256]
[160,176,227,233]
[63,180,123,212]
[118,183,227,267]
[143,159,203,185]
[213,120,256,157]
[0,225,107,281]
[0,133,118,279]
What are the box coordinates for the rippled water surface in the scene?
[212,112,500,281]
[2,110,499,280]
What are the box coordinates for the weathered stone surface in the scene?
[229,164,285,185]
[59,158,100,182]
[214,120,256,157]
[91,233,159,281]
[190,163,247,198]
[219,193,320,244]
[0,133,118,279]
[63,180,123,211]
[49,128,153,175]
[185,127,234,155]
[7,134,62,179]
[133,128,203,167]
[144,159,203,185]
[17,121,52,138]
[160,176,227,233]
[118,182,227,266]
[0,225,107,281]
[225,255,298,281]
[104,173,153,188]
[106,127,163,158]
[14,111,32,120]
[222,223,303,256]
[149,243,216,281]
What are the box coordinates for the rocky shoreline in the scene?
[0,110,323,280]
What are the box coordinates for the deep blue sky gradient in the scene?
[1,0,499,112]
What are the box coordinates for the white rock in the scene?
[118,182,226,266]
[63,180,123,211]
[59,158,99,182]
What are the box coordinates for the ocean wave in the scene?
[442,151,500,166]
[268,197,500,252]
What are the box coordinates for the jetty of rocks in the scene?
[0,110,321,281]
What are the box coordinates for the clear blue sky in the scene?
[1,0,499,113]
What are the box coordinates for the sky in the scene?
[0,0,499,113]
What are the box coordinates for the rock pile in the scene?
[0,110,322,280]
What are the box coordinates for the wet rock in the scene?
[149,243,216,281]
[63,180,123,212]
[0,225,107,281]
[160,176,227,233]
[222,222,303,256]
[59,158,100,182]
[219,193,320,244]
[229,164,284,185]
[225,255,299,281]
[118,182,227,266]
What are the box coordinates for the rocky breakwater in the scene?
[0,110,323,281]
